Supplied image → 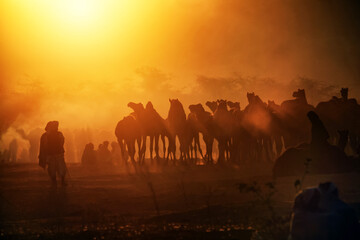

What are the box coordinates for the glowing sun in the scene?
[59,0,99,25]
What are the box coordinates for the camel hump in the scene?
[146,101,154,109]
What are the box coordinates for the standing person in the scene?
[39,121,67,187]
[307,111,329,147]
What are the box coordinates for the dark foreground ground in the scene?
[0,162,359,239]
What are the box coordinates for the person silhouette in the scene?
[97,141,112,164]
[81,142,97,166]
[39,121,67,187]
[307,111,329,147]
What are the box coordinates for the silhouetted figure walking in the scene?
[39,121,67,187]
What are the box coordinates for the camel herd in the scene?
[115,88,360,166]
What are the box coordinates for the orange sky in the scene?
[1,0,359,133]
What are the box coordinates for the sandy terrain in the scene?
[0,162,359,239]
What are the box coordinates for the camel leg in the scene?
[209,138,214,164]
[194,138,198,164]
[263,137,273,162]
[155,134,160,163]
[117,139,125,165]
[166,137,172,162]
[173,136,177,162]
[140,136,147,165]
[138,136,143,164]
[136,137,142,162]
[167,136,176,163]
[195,134,204,163]
[204,135,214,164]
[274,136,283,157]
[149,135,154,164]
[127,140,136,169]
[190,138,194,160]
[191,139,195,164]
[161,134,166,159]
[218,139,226,164]
[225,139,230,162]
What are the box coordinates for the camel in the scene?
[227,101,240,113]
[145,102,168,162]
[189,104,215,164]
[15,128,43,163]
[167,99,192,162]
[212,99,236,163]
[280,89,315,149]
[187,111,204,162]
[316,88,360,153]
[128,102,167,164]
[273,111,351,177]
[115,115,142,165]
[267,100,284,156]
[241,93,275,163]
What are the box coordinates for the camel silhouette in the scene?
[167,99,192,162]
[242,93,273,163]
[273,111,350,177]
[111,87,360,171]
[187,111,204,162]
[212,99,235,163]
[115,115,142,166]
[189,104,215,164]
[145,101,168,163]
[280,89,315,148]
[128,102,168,164]
[316,88,360,153]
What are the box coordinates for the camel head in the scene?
[127,102,145,112]
[168,99,186,120]
[227,101,240,110]
[189,104,204,114]
[247,93,264,106]
[205,101,218,113]
[169,99,185,112]
[247,92,255,104]
[268,100,275,106]
[341,88,348,100]
[217,99,227,111]
[169,98,182,108]
[267,100,279,110]
[292,89,306,99]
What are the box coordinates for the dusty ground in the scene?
[0,162,359,239]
